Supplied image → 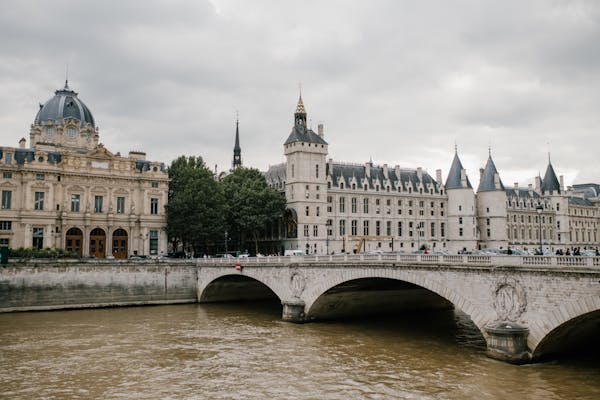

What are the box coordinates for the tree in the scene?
[166,156,226,256]
[222,167,286,255]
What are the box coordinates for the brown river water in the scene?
[1,303,599,400]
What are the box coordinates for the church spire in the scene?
[232,115,241,169]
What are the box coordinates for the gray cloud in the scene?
[0,0,599,188]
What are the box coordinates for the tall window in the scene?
[376,221,381,235]
[386,221,392,236]
[117,197,125,214]
[363,220,369,235]
[34,192,44,210]
[363,198,369,213]
[32,227,43,249]
[94,195,103,213]
[339,197,345,213]
[339,220,346,236]
[313,225,318,237]
[150,198,159,215]
[1,190,11,209]
[398,221,403,236]
[71,194,80,212]
[351,220,358,235]
[326,219,333,236]
[431,222,435,238]
[304,225,309,237]
[351,197,357,213]
[441,223,445,237]
[315,164,319,178]
[0,221,12,230]
[149,230,158,255]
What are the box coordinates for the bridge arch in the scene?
[197,269,286,304]
[302,268,489,336]
[531,295,600,360]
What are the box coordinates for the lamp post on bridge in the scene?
[536,205,543,255]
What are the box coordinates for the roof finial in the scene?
[488,144,492,158]
[454,142,458,154]
[64,63,69,89]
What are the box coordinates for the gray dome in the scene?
[34,81,95,128]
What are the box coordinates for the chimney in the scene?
[479,168,484,180]
[494,173,500,189]
[559,175,565,192]
[528,183,533,194]
[383,164,388,180]
[19,137,26,148]
[514,182,519,189]
[365,162,371,178]
[436,169,442,183]
[327,158,333,176]
[417,167,423,181]
[460,168,467,187]
[317,123,324,138]
[535,176,542,193]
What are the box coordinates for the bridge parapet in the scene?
[194,254,600,270]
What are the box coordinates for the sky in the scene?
[1,0,599,188]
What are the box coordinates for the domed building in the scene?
[0,81,168,258]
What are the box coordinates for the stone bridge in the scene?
[196,253,600,364]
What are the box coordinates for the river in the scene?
[1,303,599,399]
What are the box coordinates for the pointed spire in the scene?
[294,88,307,127]
[541,159,560,194]
[477,153,504,192]
[445,151,472,189]
[232,113,241,169]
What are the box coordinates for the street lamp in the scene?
[536,205,543,255]
[225,231,228,254]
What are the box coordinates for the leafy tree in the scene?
[166,156,226,255]
[222,167,286,255]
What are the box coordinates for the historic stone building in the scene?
[265,95,600,255]
[0,81,168,258]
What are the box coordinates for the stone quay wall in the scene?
[0,260,199,312]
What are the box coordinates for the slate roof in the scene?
[327,162,441,193]
[264,163,286,189]
[34,81,95,128]
[445,152,472,189]
[541,162,561,194]
[573,183,600,198]
[569,196,593,206]
[477,156,505,192]
[505,188,541,199]
[284,125,328,146]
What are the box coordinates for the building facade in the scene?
[265,95,600,255]
[0,81,168,258]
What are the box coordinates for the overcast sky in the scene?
[1,0,599,188]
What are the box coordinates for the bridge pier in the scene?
[282,299,306,323]
[485,322,531,364]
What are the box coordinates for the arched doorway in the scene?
[65,227,83,256]
[89,228,106,258]
[112,228,128,259]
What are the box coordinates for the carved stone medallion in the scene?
[493,277,527,321]
[290,270,306,298]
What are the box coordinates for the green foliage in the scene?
[222,167,286,254]
[166,156,226,254]
[8,247,78,259]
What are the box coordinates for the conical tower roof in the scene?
[477,155,504,192]
[445,151,472,189]
[541,162,560,194]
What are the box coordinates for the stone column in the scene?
[485,321,531,364]
[281,299,306,323]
